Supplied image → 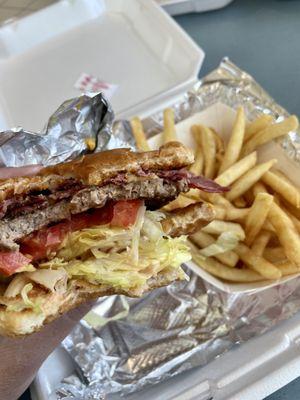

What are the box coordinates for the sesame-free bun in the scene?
[0,142,193,202]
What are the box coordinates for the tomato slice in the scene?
[21,222,70,261]
[20,200,142,261]
[69,213,92,232]
[0,251,32,276]
[71,204,114,231]
[111,200,143,227]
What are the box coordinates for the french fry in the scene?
[241,115,299,156]
[223,206,250,221]
[252,170,278,222]
[234,197,247,208]
[191,250,264,282]
[277,261,300,276]
[235,243,282,280]
[244,114,274,142]
[191,124,202,146]
[191,125,216,179]
[262,170,300,209]
[273,169,295,185]
[282,206,300,234]
[214,205,227,219]
[211,128,225,163]
[163,108,177,143]
[201,194,250,220]
[281,200,300,220]
[202,220,245,240]
[201,193,232,208]
[162,194,196,212]
[215,151,257,187]
[264,220,276,233]
[184,189,202,202]
[195,191,218,204]
[251,230,271,256]
[85,137,96,151]
[267,202,300,266]
[189,145,204,176]
[252,181,268,196]
[130,117,151,151]
[263,247,286,264]
[214,204,250,221]
[244,193,274,246]
[190,231,239,267]
[218,107,245,174]
[226,159,277,201]
[211,194,237,208]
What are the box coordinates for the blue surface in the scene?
[175,0,300,116]
[264,377,300,400]
[175,1,300,399]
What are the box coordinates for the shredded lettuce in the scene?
[40,210,190,292]
[6,283,42,313]
[15,264,36,273]
[4,274,29,298]
[6,302,28,313]
[57,235,190,291]
[198,232,241,258]
[4,210,190,308]
[58,226,132,261]
[131,205,146,265]
[141,214,164,242]
[202,221,245,241]
[21,283,42,313]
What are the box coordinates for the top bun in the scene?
[0,142,194,201]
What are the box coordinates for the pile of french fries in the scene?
[131,107,300,284]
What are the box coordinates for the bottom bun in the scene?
[0,269,183,337]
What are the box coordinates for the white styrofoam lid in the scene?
[0,0,204,132]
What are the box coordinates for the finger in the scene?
[0,165,42,179]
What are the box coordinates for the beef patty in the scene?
[0,178,188,250]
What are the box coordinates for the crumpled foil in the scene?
[0,92,134,167]
[55,58,300,399]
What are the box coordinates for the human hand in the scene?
[0,165,93,400]
[0,303,92,400]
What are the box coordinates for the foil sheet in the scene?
[0,92,134,167]
[56,58,300,399]
[57,270,300,399]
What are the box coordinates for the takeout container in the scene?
[148,103,300,293]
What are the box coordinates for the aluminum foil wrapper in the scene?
[55,58,300,398]
[0,92,134,167]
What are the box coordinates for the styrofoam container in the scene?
[0,0,204,132]
[157,0,234,16]
[148,102,300,293]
